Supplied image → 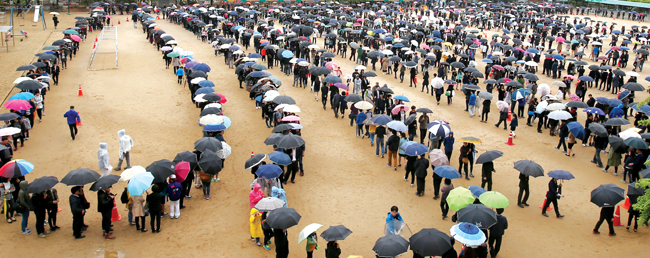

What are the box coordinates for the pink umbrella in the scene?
[496,101,510,111]
[356,18,364,22]
[569,94,580,101]
[325,62,338,70]
[174,161,190,183]
[514,47,525,52]
[556,37,565,43]
[3,100,32,111]
[353,23,361,26]
[281,116,301,122]
[503,78,512,84]
[70,35,81,42]
[333,83,349,90]
[422,45,430,49]
[105,15,112,19]
[391,104,408,115]
[563,75,576,79]
[612,46,620,51]
[215,93,227,104]
[492,65,504,71]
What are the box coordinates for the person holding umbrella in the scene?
[132,192,146,232]
[97,187,116,239]
[441,179,454,219]
[481,161,496,191]
[17,180,31,235]
[541,178,564,218]
[273,228,289,258]
[31,190,48,238]
[415,154,429,196]
[69,186,85,239]
[593,206,616,236]
[45,187,60,232]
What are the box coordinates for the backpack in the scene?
[120,187,129,204]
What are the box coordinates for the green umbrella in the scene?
[42,46,59,50]
[167,52,179,58]
[446,187,475,211]
[478,191,510,209]
[63,29,79,35]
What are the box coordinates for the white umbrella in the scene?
[283,105,301,113]
[525,61,538,66]
[619,128,642,140]
[199,114,224,126]
[547,110,572,120]
[289,123,303,130]
[537,84,551,97]
[216,141,232,159]
[49,12,60,15]
[119,165,146,182]
[298,223,323,244]
[496,101,510,111]
[354,101,374,110]
[166,40,178,45]
[172,46,184,53]
[204,103,222,109]
[431,77,445,89]
[254,197,286,212]
[553,81,567,88]
[354,65,367,70]
[263,95,277,102]
[194,94,208,103]
[0,127,21,137]
[13,77,31,84]
[546,103,566,111]
[160,46,172,51]
[191,77,206,84]
[274,104,288,111]
[298,61,310,66]
[308,44,320,49]
[626,71,640,77]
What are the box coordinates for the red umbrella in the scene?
[174,161,190,183]
[492,65,504,71]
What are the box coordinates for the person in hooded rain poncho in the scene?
[250,208,263,246]
[97,143,112,177]
[249,183,264,209]
[114,129,134,171]
[271,186,288,208]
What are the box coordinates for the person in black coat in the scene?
[146,185,164,233]
[541,178,564,218]
[593,206,616,236]
[489,208,508,258]
[404,155,417,187]
[325,241,341,258]
[31,191,48,237]
[481,161,496,191]
[69,186,85,239]
[556,120,569,152]
[273,228,289,258]
[517,173,530,208]
[414,155,429,196]
[97,188,115,238]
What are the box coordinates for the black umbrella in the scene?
[379,85,394,94]
[173,151,198,170]
[363,71,378,77]
[266,207,301,229]
[89,175,120,191]
[0,113,20,121]
[27,176,59,194]
[513,160,544,177]
[321,52,336,58]
[565,101,589,108]
[641,168,650,179]
[16,64,37,71]
[272,124,293,133]
[265,133,286,146]
[200,107,222,117]
[457,204,498,229]
[51,39,66,46]
[276,134,305,149]
[416,108,433,113]
[450,62,465,69]
[309,66,331,76]
[623,82,645,91]
[373,235,410,257]
[272,95,296,104]
[245,154,267,170]
[61,168,101,186]
[624,137,648,150]
[409,228,452,257]
[628,182,646,196]
[590,184,625,207]
[190,70,207,77]
[613,69,626,77]
[344,94,363,103]
[320,225,353,241]
[199,149,223,175]
[201,93,222,102]
[15,80,42,91]
[147,159,176,184]
[588,123,608,137]
[608,136,628,153]
[603,118,630,126]
[404,114,417,125]
[476,150,504,164]
[194,137,223,152]
[324,75,342,84]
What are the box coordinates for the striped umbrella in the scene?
[0,159,34,178]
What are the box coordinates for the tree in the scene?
[632,179,650,226]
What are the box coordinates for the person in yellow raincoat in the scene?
[250,208,263,246]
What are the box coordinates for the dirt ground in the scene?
[0,11,647,258]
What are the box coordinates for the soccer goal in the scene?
[88,26,118,71]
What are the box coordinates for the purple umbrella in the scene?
[186,61,201,69]
[333,83,349,90]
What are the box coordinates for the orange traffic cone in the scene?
[77,85,84,97]
[157,16,160,20]
[622,197,631,210]
[613,205,624,226]
[95,36,98,42]
[251,151,255,157]
[506,131,515,145]
[126,17,129,22]
[540,192,553,211]
[93,42,96,49]
[118,19,121,25]
[111,200,121,222]
[507,109,512,121]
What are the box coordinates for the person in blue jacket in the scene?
[175,67,184,84]
[444,131,455,161]
[468,92,476,117]
[385,206,404,234]
[355,110,366,138]
[63,106,80,141]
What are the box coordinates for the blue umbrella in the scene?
[127,172,154,196]
[9,92,34,101]
[640,105,650,114]
[387,121,408,132]
[618,90,630,100]
[404,143,429,156]
[427,121,451,138]
[645,76,650,83]
[468,185,487,197]
[198,80,215,87]
[584,107,605,116]
[552,54,564,60]
[548,170,575,180]
[595,97,609,104]
[578,76,594,82]
[281,51,294,58]
[608,98,622,107]
[567,122,585,140]
[371,114,392,125]
[249,53,262,58]
[196,87,215,95]
[268,151,292,166]
[255,95,263,102]
[203,123,226,132]
[481,59,493,63]
[526,48,539,54]
[249,71,271,78]
[450,223,486,246]
[394,43,404,48]
[433,165,462,179]
[193,63,211,72]
[255,164,283,179]
[393,95,410,102]
[229,45,241,51]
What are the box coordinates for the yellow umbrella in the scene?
[459,137,482,144]
[443,42,453,46]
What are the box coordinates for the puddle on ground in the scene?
[93,250,125,258]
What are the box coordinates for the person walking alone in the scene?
[517,173,530,208]
[97,143,112,177]
[593,206,616,236]
[63,106,80,141]
[114,129,134,171]
[541,178,564,218]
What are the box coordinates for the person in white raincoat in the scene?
[98,143,112,176]
[114,129,133,171]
